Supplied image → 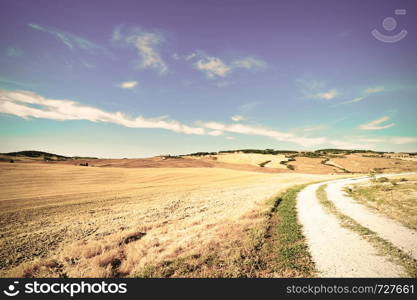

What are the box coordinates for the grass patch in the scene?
[317,185,417,277]
[134,185,316,278]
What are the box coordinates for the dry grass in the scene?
[0,162,331,277]
[329,154,417,173]
[134,186,316,278]
[209,152,288,169]
[287,157,341,174]
[345,174,417,230]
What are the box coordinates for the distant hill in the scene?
[1,151,97,160]
[3,150,70,159]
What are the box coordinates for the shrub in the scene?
[259,160,271,168]
[377,177,389,183]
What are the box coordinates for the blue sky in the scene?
[0,0,416,158]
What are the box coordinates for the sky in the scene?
[0,0,416,158]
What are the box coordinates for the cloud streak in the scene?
[231,115,244,122]
[2,90,413,149]
[297,79,338,100]
[28,23,111,56]
[358,116,395,130]
[0,90,338,148]
[313,89,338,100]
[365,86,384,94]
[0,90,203,135]
[200,122,326,147]
[117,81,138,89]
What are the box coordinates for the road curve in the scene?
[326,173,417,260]
[297,179,405,277]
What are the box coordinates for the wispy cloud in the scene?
[0,90,203,135]
[313,89,338,100]
[28,23,111,56]
[297,79,338,100]
[113,26,168,74]
[358,116,395,130]
[340,96,365,105]
[365,86,384,94]
[337,85,385,105]
[194,56,231,78]
[328,140,372,150]
[200,121,326,147]
[0,89,336,148]
[231,115,244,122]
[232,56,267,71]
[191,52,266,79]
[207,130,224,136]
[117,81,138,89]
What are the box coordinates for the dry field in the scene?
[0,162,331,277]
[187,152,288,169]
[53,156,290,174]
[287,157,342,174]
[328,154,417,173]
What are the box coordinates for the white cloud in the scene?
[117,81,138,89]
[0,90,204,135]
[113,26,168,74]
[314,89,338,100]
[194,56,231,79]
[193,53,266,79]
[340,96,365,105]
[297,79,338,100]
[329,140,372,150]
[232,57,267,70]
[338,85,384,106]
[185,53,197,61]
[208,130,224,136]
[201,122,326,147]
[358,116,395,130]
[365,86,384,94]
[2,90,377,149]
[231,115,244,122]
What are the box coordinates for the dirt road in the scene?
[326,174,417,260]
[297,181,405,277]
[298,173,417,277]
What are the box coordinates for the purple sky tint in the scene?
[0,0,416,157]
